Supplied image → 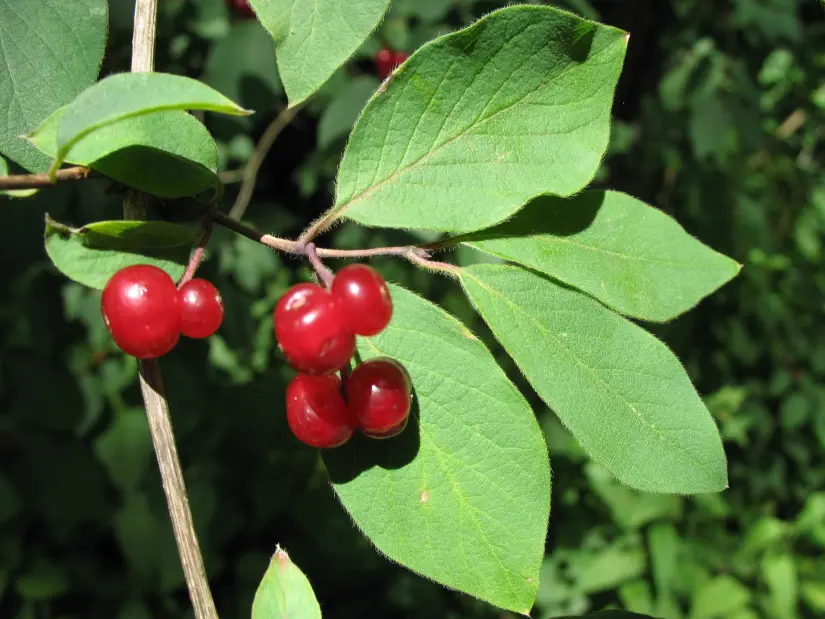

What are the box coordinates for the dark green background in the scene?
[2,1,824,618]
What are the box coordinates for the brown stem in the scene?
[127,2,219,619]
[178,217,213,288]
[206,207,450,271]
[304,243,335,288]
[0,166,91,190]
[228,105,301,220]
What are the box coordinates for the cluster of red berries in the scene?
[226,0,255,18]
[275,264,412,448]
[102,265,224,359]
[376,48,409,80]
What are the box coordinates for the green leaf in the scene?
[690,575,751,619]
[44,216,195,289]
[762,553,798,619]
[331,5,627,233]
[323,285,549,613]
[317,76,380,149]
[459,191,740,321]
[459,264,728,494]
[249,0,390,106]
[27,72,250,176]
[569,545,647,593]
[251,547,322,619]
[0,0,108,172]
[28,109,219,198]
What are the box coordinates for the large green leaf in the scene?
[249,0,389,106]
[329,5,627,233]
[556,613,660,619]
[0,0,108,172]
[251,547,321,619]
[44,216,195,289]
[27,72,250,177]
[458,191,740,321]
[28,109,218,198]
[460,264,727,494]
[323,285,550,614]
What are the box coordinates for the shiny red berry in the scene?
[331,264,393,336]
[274,283,355,374]
[286,374,354,448]
[101,265,181,359]
[227,0,255,18]
[178,279,224,339]
[347,358,412,438]
[376,48,407,79]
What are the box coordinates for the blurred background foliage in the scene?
[1,0,825,618]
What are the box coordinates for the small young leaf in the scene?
[29,109,218,198]
[459,191,740,321]
[323,285,550,614]
[0,0,108,172]
[331,5,627,233]
[251,546,322,619]
[460,264,727,494]
[28,73,250,176]
[249,0,390,106]
[44,216,196,289]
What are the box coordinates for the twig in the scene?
[0,166,91,190]
[304,243,335,288]
[205,207,452,272]
[228,105,301,220]
[178,217,213,288]
[127,2,219,619]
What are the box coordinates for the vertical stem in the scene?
[127,2,219,619]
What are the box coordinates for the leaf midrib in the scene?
[333,33,625,220]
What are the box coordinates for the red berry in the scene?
[227,0,255,18]
[376,48,406,80]
[101,265,181,359]
[393,51,409,67]
[178,279,224,339]
[347,358,412,438]
[274,283,355,374]
[331,264,393,336]
[286,374,354,448]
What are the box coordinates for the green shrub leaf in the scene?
[252,547,322,619]
[331,5,627,233]
[0,155,38,198]
[460,264,727,494]
[459,191,740,321]
[249,0,390,106]
[323,285,550,614]
[44,216,195,289]
[0,0,108,172]
[29,109,218,198]
[28,73,250,177]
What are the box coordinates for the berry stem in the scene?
[178,216,214,289]
[304,242,335,288]
[125,4,219,619]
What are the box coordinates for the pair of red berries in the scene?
[275,264,412,448]
[101,265,224,359]
[376,48,409,80]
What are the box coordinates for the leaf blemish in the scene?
[419,490,430,504]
